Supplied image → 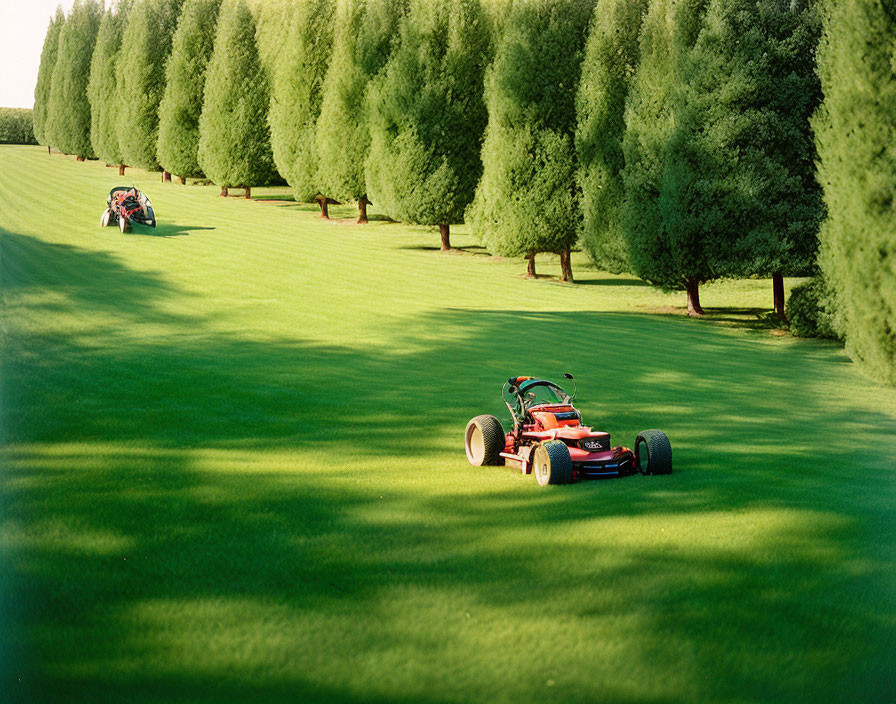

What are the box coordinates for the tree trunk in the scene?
[686,277,705,317]
[178,175,186,185]
[439,224,450,251]
[47,145,51,155]
[526,252,536,278]
[773,272,787,321]
[76,156,85,162]
[357,195,370,224]
[118,164,126,176]
[162,171,171,182]
[559,246,574,283]
[314,193,340,218]
[220,186,228,197]
[244,186,251,199]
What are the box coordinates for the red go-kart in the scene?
[464,375,672,486]
[100,186,156,233]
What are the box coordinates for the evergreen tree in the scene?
[667,0,822,319]
[197,0,275,194]
[46,0,102,158]
[814,0,896,385]
[116,0,184,172]
[467,0,593,281]
[157,0,222,182]
[575,0,649,274]
[253,0,293,74]
[365,0,490,246]
[315,0,405,222]
[88,1,133,172]
[268,0,335,203]
[621,0,710,314]
[33,7,65,147]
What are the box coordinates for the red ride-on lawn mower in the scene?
[464,375,672,486]
[100,186,156,233]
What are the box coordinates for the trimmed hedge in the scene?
[815,0,896,385]
[786,277,841,340]
[0,109,37,145]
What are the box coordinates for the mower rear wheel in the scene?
[119,216,130,233]
[464,415,504,466]
[635,429,672,475]
[533,440,574,486]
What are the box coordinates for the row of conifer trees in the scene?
[31,0,895,384]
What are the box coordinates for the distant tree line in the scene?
[0,109,36,144]
[29,0,896,384]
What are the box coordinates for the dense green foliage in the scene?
[32,8,65,146]
[576,0,649,274]
[198,0,275,188]
[157,0,222,179]
[365,0,490,227]
[87,1,133,166]
[116,0,184,170]
[467,0,593,261]
[46,0,102,158]
[815,0,896,385]
[621,0,710,292]
[2,145,895,704]
[268,0,335,201]
[669,0,822,280]
[0,109,36,145]
[786,277,840,340]
[315,0,405,204]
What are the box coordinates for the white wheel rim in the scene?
[465,424,485,465]
[534,447,550,486]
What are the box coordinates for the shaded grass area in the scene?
[1,146,895,703]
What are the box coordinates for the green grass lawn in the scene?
[2,144,894,704]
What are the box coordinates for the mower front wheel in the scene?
[533,440,573,486]
[464,415,504,466]
[635,430,672,475]
[119,216,130,233]
[100,208,112,227]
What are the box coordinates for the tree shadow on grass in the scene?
[3,233,895,704]
[574,275,650,287]
[0,229,191,323]
[398,244,491,256]
[142,223,216,238]
[252,194,296,203]
[699,306,787,332]
[247,198,394,223]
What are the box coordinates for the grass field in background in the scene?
[2,145,894,703]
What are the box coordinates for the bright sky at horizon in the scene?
[1,1,78,109]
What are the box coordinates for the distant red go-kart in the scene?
[100,186,156,233]
[464,375,672,486]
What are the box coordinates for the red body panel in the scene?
[568,446,617,463]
